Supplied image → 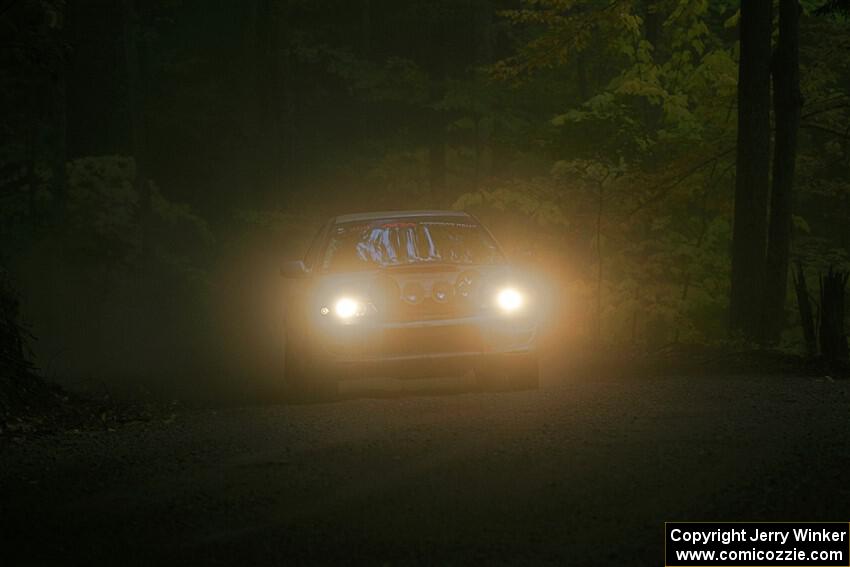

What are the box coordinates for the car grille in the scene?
[368,270,485,323]
[380,324,481,356]
[384,298,476,322]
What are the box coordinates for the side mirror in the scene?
[280,260,308,278]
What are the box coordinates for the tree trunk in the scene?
[251,0,295,209]
[428,17,448,208]
[121,0,151,254]
[27,141,38,229]
[256,0,282,205]
[576,52,589,101]
[474,0,494,185]
[764,0,803,343]
[818,268,849,367]
[594,184,605,343]
[0,266,32,386]
[729,0,772,340]
[642,0,663,57]
[241,0,263,201]
[429,125,447,208]
[358,0,372,149]
[793,263,817,357]
[50,0,70,219]
[26,61,45,229]
[361,0,371,57]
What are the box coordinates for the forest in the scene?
[2,0,850,400]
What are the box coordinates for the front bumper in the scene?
[312,315,538,379]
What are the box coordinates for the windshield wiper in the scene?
[380,262,462,272]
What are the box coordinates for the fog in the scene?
[3,0,849,405]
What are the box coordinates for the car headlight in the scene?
[496,287,524,313]
[333,297,363,319]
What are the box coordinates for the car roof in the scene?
[333,210,472,224]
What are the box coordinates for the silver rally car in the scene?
[281,210,541,400]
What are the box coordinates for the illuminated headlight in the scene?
[333,297,364,320]
[496,287,524,313]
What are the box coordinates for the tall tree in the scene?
[729,0,773,340]
[49,0,69,219]
[427,15,448,208]
[256,0,282,204]
[121,0,151,253]
[764,0,803,342]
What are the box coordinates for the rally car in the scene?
[281,210,541,400]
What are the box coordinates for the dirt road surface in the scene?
[2,366,849,566]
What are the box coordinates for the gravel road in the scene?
[2,367,849,566]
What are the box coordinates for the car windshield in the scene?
[321,217,503,272]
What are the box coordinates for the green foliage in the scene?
[2,0,849,380]
[469,0,850,348]
[63,156,213,274]
[454,179,569,228]
[493,0,630,82]
[65,157,140,263]
[233,209,321,239]
[447,0,744,344]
